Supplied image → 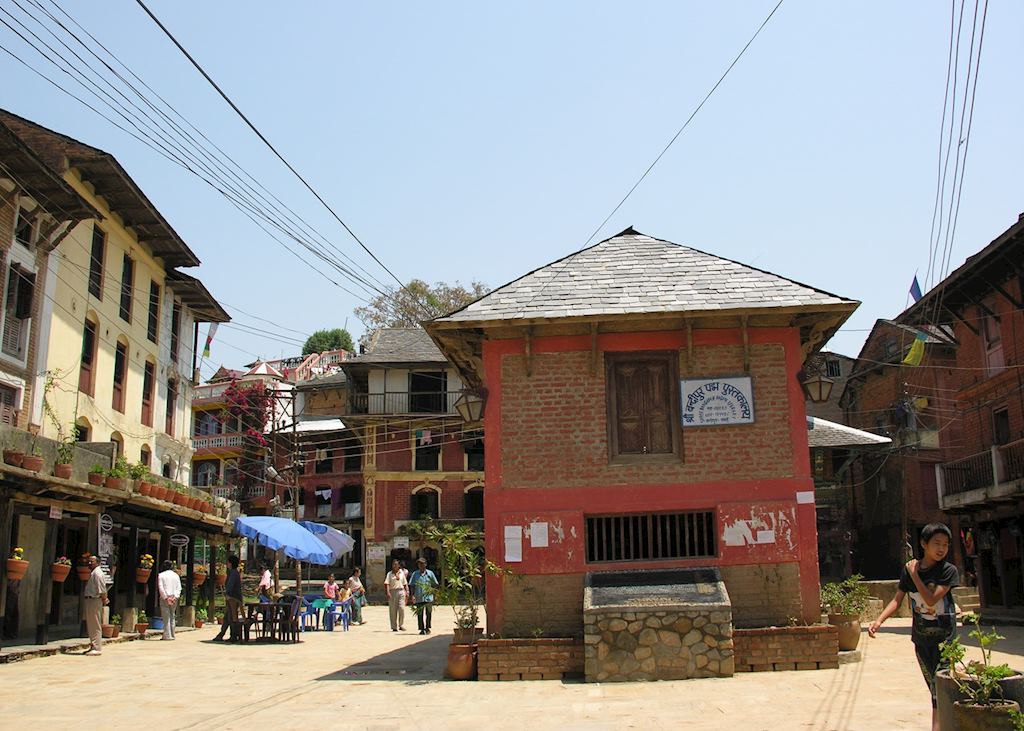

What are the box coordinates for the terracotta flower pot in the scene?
[194,620,204,629]
[105,476,127,491]
[173,492,188,506]
[77,566,92,582]
[828,613,862,652]
[53,463,73,479]
[137,483,152,497]
[136,568,152,584]
[134,623,149,634]
[446,643,477,680]
[87,472,105,486]
[50,563,71,583]
[215,573,227,587]
[3,449,24,467]
[21,455,44,472]
[953,700,1020,731]
[201,502,212,514]
[101,624,115,638]
[5,558,28,581]
[193,573,207,587]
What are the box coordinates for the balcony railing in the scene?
[350,390,463,415]
[192,432,246,450]
[194,382,233,401]
[938,437,1024,502]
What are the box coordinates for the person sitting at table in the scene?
[323,574,340,602]
[349,567,368,625]
[340,578,362,624]
[257,561,273,603]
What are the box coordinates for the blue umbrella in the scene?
[299,521,356,564]
[234,516,334,565]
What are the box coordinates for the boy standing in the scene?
[868,523,959,731]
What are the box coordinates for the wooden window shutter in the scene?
[608,352,678,459]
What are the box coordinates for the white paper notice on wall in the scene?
[504,525,523,562]
[530,522,549,547]
[795,491,815,504]
[756,530,776,544]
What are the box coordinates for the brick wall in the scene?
[733,624,839,671]
[502,573,585,637]
[477,637,584,681]
[500,343,794,489]
[720,563,803,628]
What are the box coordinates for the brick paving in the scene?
[1,609,1023,730]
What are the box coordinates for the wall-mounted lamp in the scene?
[799,371,835,404]
[453,388,488,423]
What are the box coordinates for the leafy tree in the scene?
[302,328,354,355]
[354,279,488,330]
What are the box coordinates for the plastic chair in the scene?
[329,599,352,632]
[297,598,318,633]
[279,599,301,642]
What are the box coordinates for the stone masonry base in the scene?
[477,638,584,681]
[733,624,839,672]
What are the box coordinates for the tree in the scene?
[302,328,354,355]
[353,279,488,330]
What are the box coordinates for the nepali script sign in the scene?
[681,377,755,427]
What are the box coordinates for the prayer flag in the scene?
[202,323,219,358]
[910,276,923,303]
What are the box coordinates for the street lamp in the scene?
[453,388,487,423]
[800,372,835,404]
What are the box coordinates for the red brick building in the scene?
[426,228,858,635]
[900,214,1024,612]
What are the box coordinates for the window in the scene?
[605,351,679,460]
[409,371,446,413]
[141,360,155,426]
[223,459,238,486]
[415,442,441,471]
[464,433,484,471]
[193,460,219,487]
[79,318,98,395]
[2,265,34,359]
[14,207,35,248]
[994,409,1011,446]
[825,358,842,378]
[981,303,1003,375]
[585,511,716,563]
[119,253,134,322]
[170,300,181,364]
[74,422,89,442]
[316,487,332,518]
[410,488,439,519]
[315,447,333,474]
[147,281,160,343]
[161,461,171,479]
[165,378,177,435]
[140,446,151,468]
[0,384,17,425]
[464,487,483,519]
[193,410,222,437]
[343,442,362,473]
[340,484,361,517]
[109,432,123,459]
[112,341,127,413]
[88,227,105,299]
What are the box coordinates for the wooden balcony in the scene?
[938,438,1024,510]
[350,390,463,415]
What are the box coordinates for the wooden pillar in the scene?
[185,535,195,607]
[35,517,59,644]
[126,527,139,609]
[0,497,13,628]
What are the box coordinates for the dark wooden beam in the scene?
[35,517,58,644]
[0,498,13,630]
[950,309,980,337]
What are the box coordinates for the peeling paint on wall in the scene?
[719,502,799,559]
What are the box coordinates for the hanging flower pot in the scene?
[50,563,71,583]
[215,572,227,587]
[21,454,44,472]
[53,463,73,479]
[5,558,29,581]
[3,449,24,467]
[136,568,152,584]
[193,573,207,587]
[77,565,92,582]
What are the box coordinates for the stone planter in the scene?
[733,625,839,672]
[87,472,105,486]
[5,559,28,581]
[136,568,152,584]
[53,463,73,479]
[827,613,862,652]
[3,449,24,467]
[936,670,1024,731]
[50,563,71,583]
[477,637,585,681]
[105,476,127,491]
[953,700,1020,731]
[21,455,44,472]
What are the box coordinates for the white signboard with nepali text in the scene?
[681,376,755,427]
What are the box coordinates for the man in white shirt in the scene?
[157,560,182,640]
[82,554,108,655]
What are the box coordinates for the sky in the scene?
[1,1,1021,376]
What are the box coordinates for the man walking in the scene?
[213,555,243,642]
[410,557,439,635]
[82,554,108,655]
[157,560,182,640]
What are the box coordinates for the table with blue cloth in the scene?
[311,598,335,629]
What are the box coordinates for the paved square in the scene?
[1,608,1022,730]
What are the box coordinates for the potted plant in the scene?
[940,613,1022,730]
[195,607,207,628]
[53,437,75,479]
[105,456,129,491]
[820,574,870,651]
[136,553,154,584]
[6,546,28,581]
[128,461,147,491]
[135,610,149,635]
[193,565,208,587]
[214,611,224,625]
[108,614,121,639]
[76,553,93,582]
[172,484,189,507]
[22,447,44,473]
[215,562,227,587]
[87,464,105,486]
[50,555,72,583]
[3,442,24,467]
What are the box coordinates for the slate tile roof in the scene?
[806,416,891,448]
[433,228,856,323]
[346,328,447,365]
